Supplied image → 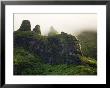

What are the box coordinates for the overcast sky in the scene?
[14,13,97,35]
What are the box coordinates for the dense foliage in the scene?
[77,31,97,59]
[14,31,82,65]
[14,20,97,75]
[14,47,96,75]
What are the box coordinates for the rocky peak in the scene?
[33,25,41,35]
[19,20,31,31]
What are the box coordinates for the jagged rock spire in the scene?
[19,20,31,31]
[48,26,58,36]
[33,25,41,35]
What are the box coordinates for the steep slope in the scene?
[77,31,97,59]
[14,31,82,65]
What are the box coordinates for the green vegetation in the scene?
[14,47,44,75]
[80,56,97,67]
[77,31,97,59]
[14,31,47,43]
[14,47,96,75]
[42,64,96,75]
[14,20,97,75]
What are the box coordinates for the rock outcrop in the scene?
[14,20,82,65]
[19,20,31,31]
[14,31,82,65]
[33,25,41,35]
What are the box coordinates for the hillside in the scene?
[14,20,97,75]
[77,31,97,60]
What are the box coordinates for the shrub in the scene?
[14,47,43,75]
[80,56,97,67]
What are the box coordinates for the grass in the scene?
[41,64,96,75]
[80,56,97,67]
[14,47,97,75]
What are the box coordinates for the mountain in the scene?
[14,31,82,65]
[77,31,97,59]
[14,20,97,75]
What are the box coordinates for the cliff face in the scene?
[14,31,82,65]
[14,20,82,65]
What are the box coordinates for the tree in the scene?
[33,25,41,35]
[19,20,31,31]
[48,26,58,36]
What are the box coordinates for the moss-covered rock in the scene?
[14,30,82,65]
[18,20,31,31]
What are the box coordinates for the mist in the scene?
[14,13,97,36]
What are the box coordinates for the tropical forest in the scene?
[14,20,97,75]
